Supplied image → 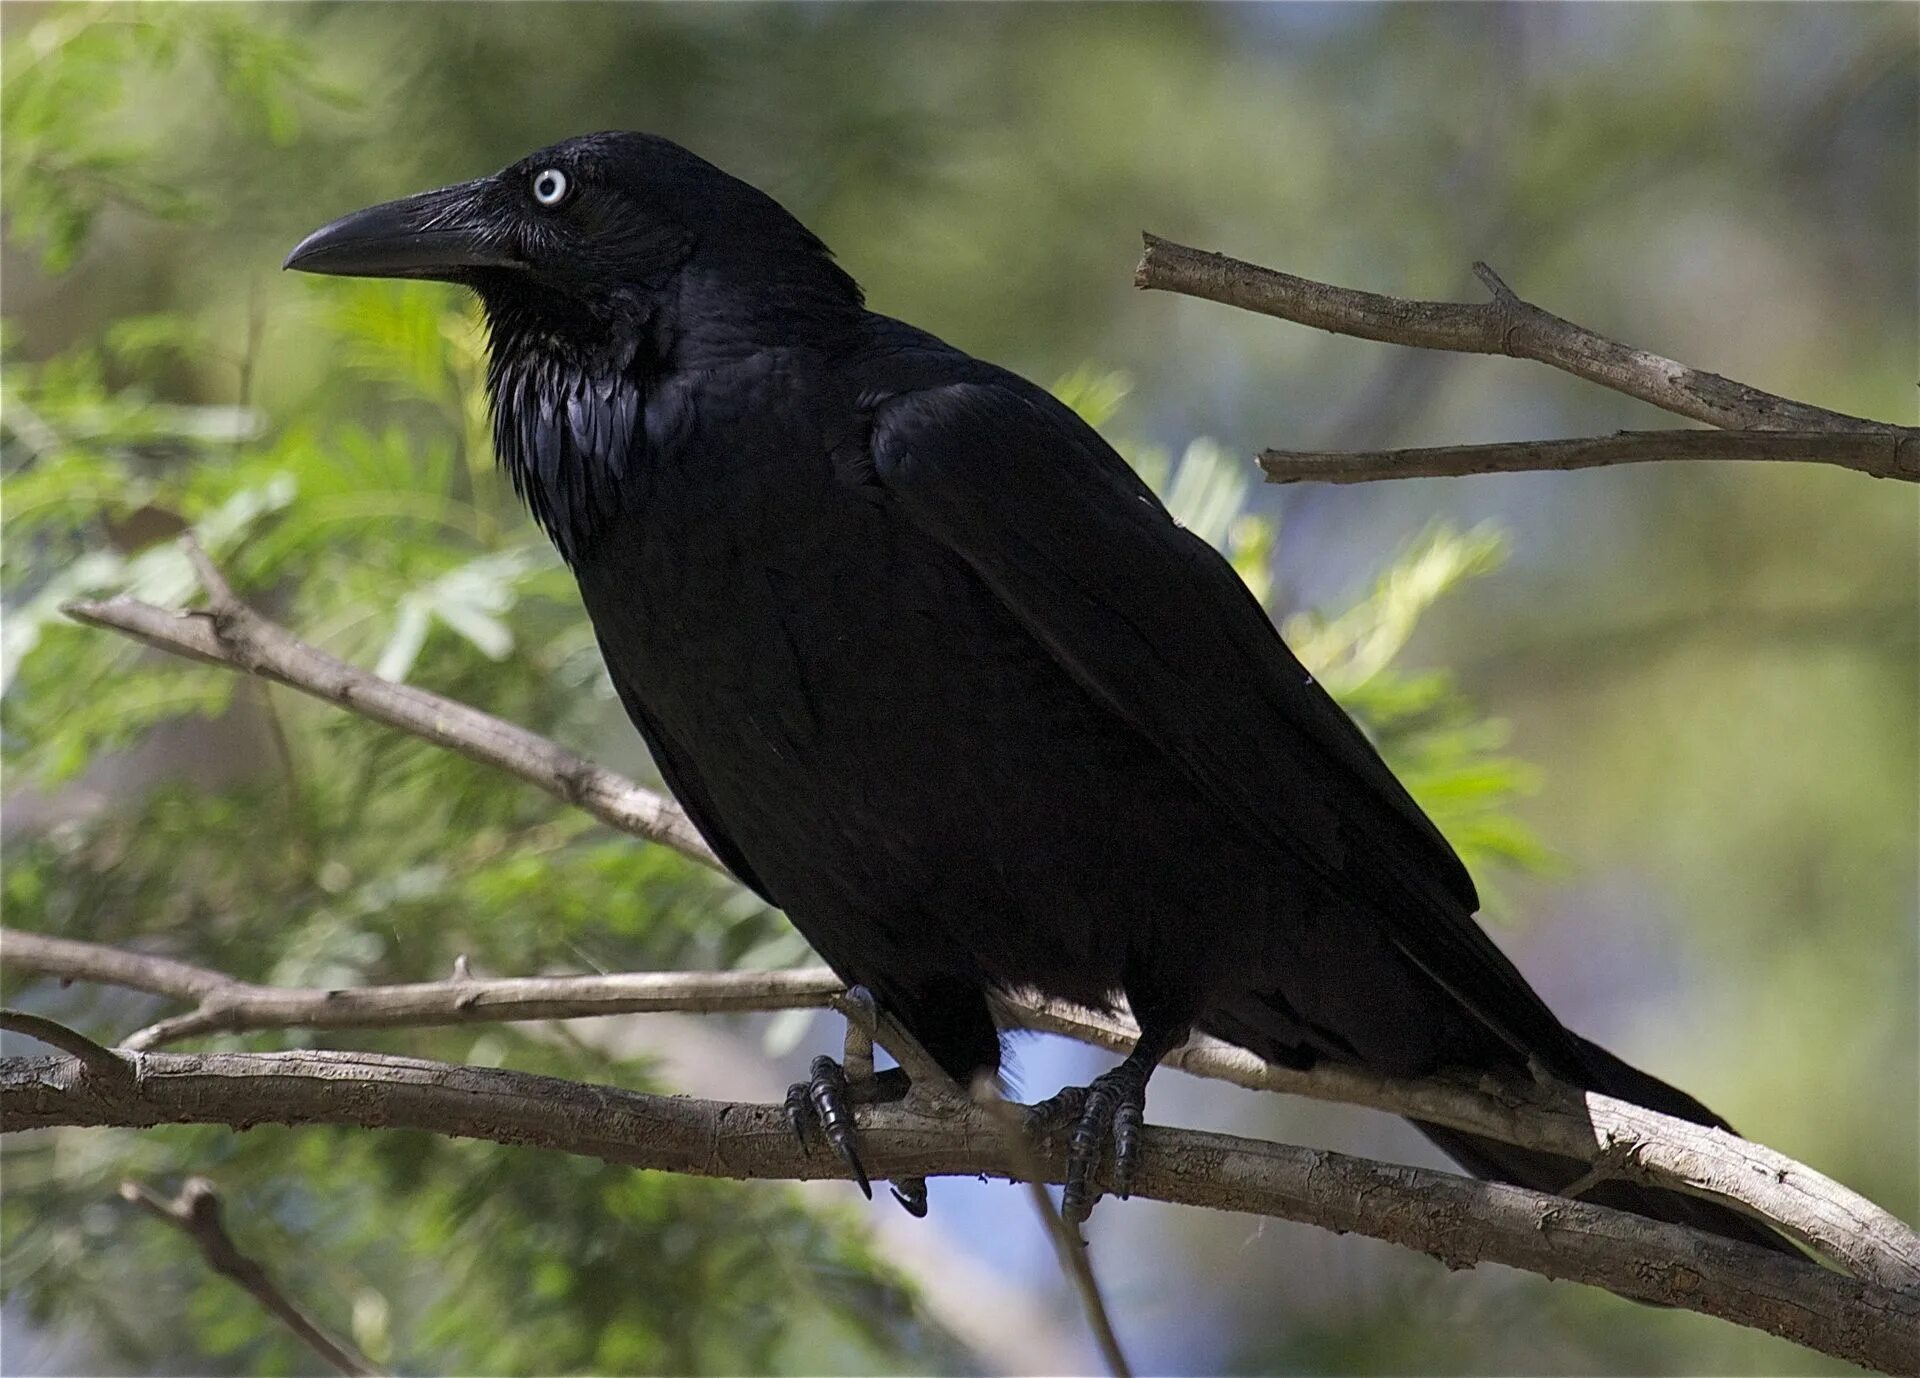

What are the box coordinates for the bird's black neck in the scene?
[663,240,867,367]
[481,258,866,565]
[483,309,648,566]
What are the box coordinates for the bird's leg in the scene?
[1026,1017,1190,1224]
[783,986,912,1205]
[840,985,930,1216]
[789,981,992,1217]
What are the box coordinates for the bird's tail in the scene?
[1411,1033,1796,1256]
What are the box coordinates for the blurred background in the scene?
[2,3,1914,1374]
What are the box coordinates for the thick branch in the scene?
[120,1177,383,1377]
[7,927,1917,1294]
[7,1047,1913,1374]
[1016,999,1920,1294]
[1260,429,1920,485]
[1135,234,1918,482]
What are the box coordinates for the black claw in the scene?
[788,1054,872,1198]
[1034,1065,1149,1224]
[784,1080,815,1152]
[889,1177,929,1217]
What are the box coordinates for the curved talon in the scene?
[788,1054,873,1198]
[889,1176,929,1217]
[784,1081,815,1152]
[1062,1085,1115,1223]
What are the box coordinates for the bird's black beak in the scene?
[283,179,525,281]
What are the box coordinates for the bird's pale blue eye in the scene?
[531,169,569,207]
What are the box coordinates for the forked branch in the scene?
[120,1177,383,1377]
[1135,234,1918,483]
[37,566,1920,1296]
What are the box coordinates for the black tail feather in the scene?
[1413,1034,1798,1258]
[1206,1003,1797,1257]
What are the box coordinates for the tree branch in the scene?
[7,1045,1912,1374]
[1260,429,1920,486]
[0,1007,133,1083]
[59,589,719,871]
[1134,234,1918,482]
[1,929,233,1000]
[7,926,1917,1296]
[1015,997,1920,1294]
[119,1176,383,1378]
[0,929,836,1050]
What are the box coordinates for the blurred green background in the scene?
[2,3,1913,1374]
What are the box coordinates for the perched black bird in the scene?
[288,132,1783,1246]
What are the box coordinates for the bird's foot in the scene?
[786,1054,872,1197]
[786,984,923,1212]
[784,1058,921,1209]
[1025,1060,1150,1224]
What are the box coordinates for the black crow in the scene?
[288,132,1785,1245]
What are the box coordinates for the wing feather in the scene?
[870,377,1578,1065]
[602,656,779,907]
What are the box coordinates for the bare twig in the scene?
[119,1176,383,1377]
[0,930,839,1051]
[1260,429,1920,485]
[180,531,237,607]
[62,576,719,871]
[1,929,231,1000]
[973,1075,1133,1378]
[0,1008,131,1083]
[1135,234,1918,485]
[144,967,830,1051]
[0,930,842,1053]
[7,1046,1911,1374]
[1135,234,1911,438]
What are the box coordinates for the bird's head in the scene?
[286,133,865,561]
[285,131,860,347]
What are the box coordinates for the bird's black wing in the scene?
[869,376,1578,1065]
[601,653,779,907]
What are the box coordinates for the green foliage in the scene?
[5,1096,952,1376]
[1283,525,1560,896]
[1,3,349,271]
[0,285,937,1367]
